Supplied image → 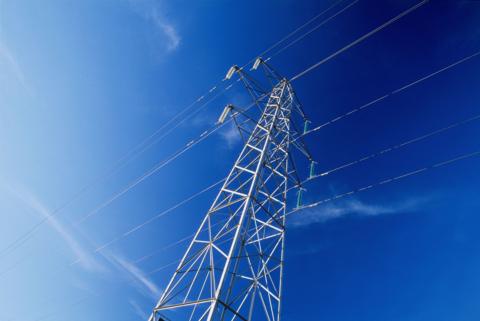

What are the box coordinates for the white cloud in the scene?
[219,122,241,148]
[105,251,161,300]
[5,185,103,272]
[128,0,181,53]
[291,197,429,227]
[154,17,180,52]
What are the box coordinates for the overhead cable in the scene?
[288,149,480,216]
[290,0,430,81]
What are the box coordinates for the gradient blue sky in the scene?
[1,1,480,321]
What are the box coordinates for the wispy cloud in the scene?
[105,251,161,300]
[128,0,181,53]
[5,185,103,272]
[153,14,180,52]
[219,122,241,148]
[291,197,430,227]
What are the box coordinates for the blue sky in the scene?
[1,0,480,320]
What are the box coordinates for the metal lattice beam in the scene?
[149,77,302,321]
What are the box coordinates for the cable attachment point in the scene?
[225,65,240,80]
[217,104,234,124]
[252,57,263,70]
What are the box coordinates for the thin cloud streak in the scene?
[219,122,241,149]
[291,197,430,227]
[105,251,161,300]
[6,185,103,272]
[156,18,181,52]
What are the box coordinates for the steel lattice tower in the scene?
[149,62,310,321]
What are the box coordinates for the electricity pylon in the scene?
[149,60,311,321]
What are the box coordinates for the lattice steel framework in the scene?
[149,72,308,321]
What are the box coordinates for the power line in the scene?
[0,93,264,280]
[0,119,223,260]
[145,226,239,276]
[8,2,476,318]
[147,259,180,276]
[74,97,264,224]
[0,0,426,269]
[258,1,346,59]
[105,109,480,256]
[0,85,230,261]
[241,0,349,68]
[25,111,480,321]
[290,0,430,81]
[79,109,480,266]
[391,51,480,94]
[0,95,238,259]
[124,82,239,164]
[300,50,480,136]
[144,216,262,276]
[4,4,471,310]
[100,148,480,307]
[5,0,405,266]
[0,74,234,261]
[267,0,359,59]
[67,112,272,269]
[14,107,480,319]
[307,112,480,180]
[0,0,353,261]
[289,149,480,216]
[79,30,476,227]
[91,179,225,254]
[52,100,264,260]
[76,129,220,224]
[2,40,469,267]
[134,233,196,264]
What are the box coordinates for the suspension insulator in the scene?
[296,189,304,208]
[303,120,311,134]
[309,161,316,178]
